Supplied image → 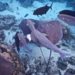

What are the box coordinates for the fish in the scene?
[24,14,29,17]
[33,2,53,16]
[14,32,20,52]
[26,20,70,58]
[58,10,75,25]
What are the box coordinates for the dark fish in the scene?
[33,2,53,16]
[59,10,75,17]
[24,14,29,17]
[14,32,20,52]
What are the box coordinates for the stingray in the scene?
[59,10,75,17]
[58,10,75,25]
[19,19,63,44]
[26,20,69,57]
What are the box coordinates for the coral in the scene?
[0,2,9,11]
[0,30,5,42]
[0,44,25,75]
[21,55,61,75]
[64,68,75,75]
[57,57,68,70]
[0,15,16,30]
[68,56,75,65]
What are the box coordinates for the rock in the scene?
[57,57,68,70]
[0,55,14,75]
[49,65,61,75]
[0,15,16,30]
[64,68,75,75]
[0,44,25,75]
[68,56,75,65]
[0,2,9,11]
[0,30,5,41]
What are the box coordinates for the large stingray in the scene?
[19,19,71,58]
[26,19,69,57]
[19,19,63,44]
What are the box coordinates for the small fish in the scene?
[24,14,29,17]
[33,2,53,16]
[14,32,20,52]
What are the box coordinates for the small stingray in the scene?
[59,10,75,17]
[58,10,75,25]
[26,20,69,58]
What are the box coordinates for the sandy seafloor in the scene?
[0,0,75,75]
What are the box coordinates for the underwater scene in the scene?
[0,0,75,75]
